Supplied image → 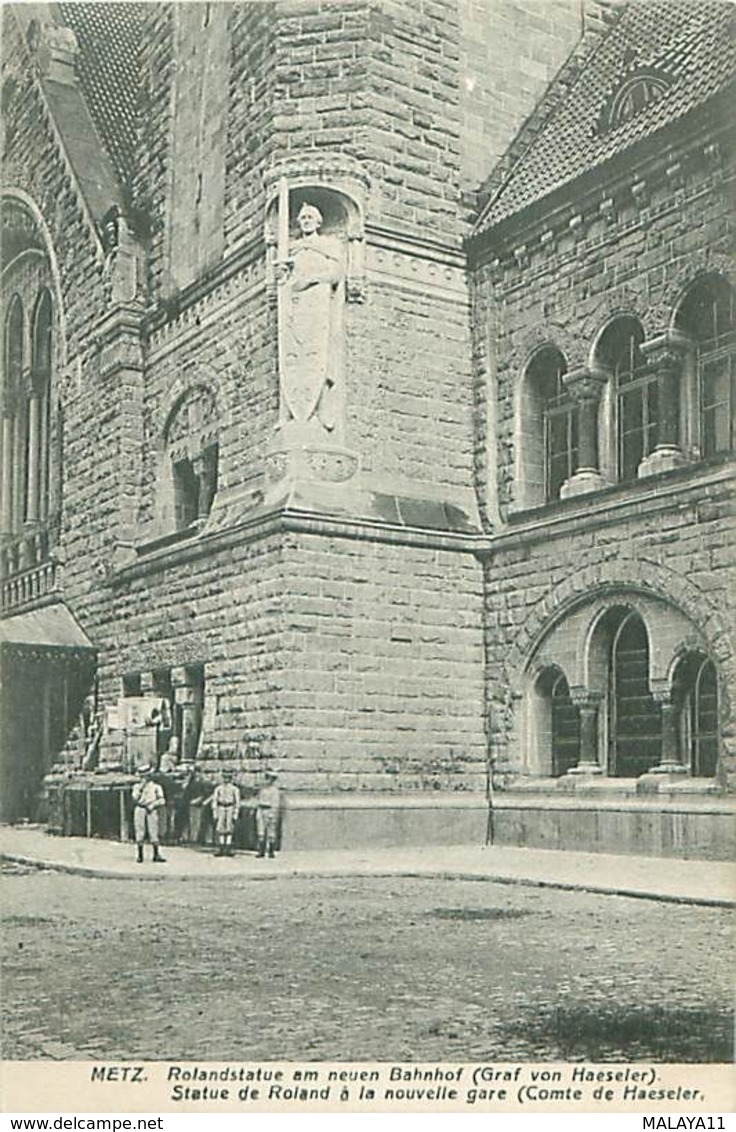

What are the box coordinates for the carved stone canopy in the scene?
[264,152,369,303]
[562,366,609,402]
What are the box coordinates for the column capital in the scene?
[640,328,693,369]
[569,688,603,709]
[562,366,609,403]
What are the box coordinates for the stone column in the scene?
[25,394,41,523]
[648,691,687,775]
[1,415,13,533]
[12,409,25,529]
[560,367,608,498]
[567,691,603,775]
[193,449,217,520]
[638,330,690,477]
[172,666,203,761]
[38,391,49,520]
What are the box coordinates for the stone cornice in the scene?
[111,506,490,584]
[366,223,466,269]
[144,218,469,342]
[144,231,263,337]
[489,460,734,557]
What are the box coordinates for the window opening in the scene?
[550,672,580,777]
[522,347,576,505]
[676,276,735,458]
[673,653,719,778]
[598,319,656,481]
[166,387,219,532]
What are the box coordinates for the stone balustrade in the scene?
[1,553,58,612]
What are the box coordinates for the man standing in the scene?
[131,764,166,864]
[255,769,281,859]
[208,768,241,857]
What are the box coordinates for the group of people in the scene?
[131,764,282,864]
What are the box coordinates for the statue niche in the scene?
[279,201,344,435]
[263,169,367,496]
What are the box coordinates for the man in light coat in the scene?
[131,764,166,864]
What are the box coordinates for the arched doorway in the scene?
[609,610,662,777]
[550,671,580,776]
[672,652,720,777]
[526,666,580,777]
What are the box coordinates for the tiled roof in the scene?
[476,0,736,233]
[58,2,144,192]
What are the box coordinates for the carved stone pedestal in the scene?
[264,423,360,512]
[637,444,688,478]
[560,468,608,499]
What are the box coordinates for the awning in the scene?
[0,603,96,655]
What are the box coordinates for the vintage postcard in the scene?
[1,0,733,1119]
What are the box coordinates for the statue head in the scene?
[297,203,323,236]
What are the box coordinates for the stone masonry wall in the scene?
[89,527,486,794]
[482,473,736,778]
[347,266,475,498]
[138,262,275,532]
[476,143,732,518]
[472,120,736,783]
[279,532,486,790]
[459,0,582,194]
[95,531,286,767]
[1,10,121,651]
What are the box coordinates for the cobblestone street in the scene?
[2,863,732,1063]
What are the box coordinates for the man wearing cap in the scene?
[131,764,166,864]
[207,768,241,857]
[255,770,281,859]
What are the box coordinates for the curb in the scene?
[2,851,732,908]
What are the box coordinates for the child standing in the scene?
[255,770,281,858]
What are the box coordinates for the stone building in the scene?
[1,0,733,855]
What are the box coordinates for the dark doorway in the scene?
[609,611,661,777]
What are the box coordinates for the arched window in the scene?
[672,653,719,778]
[165,386,219,532]
[525,665,580,777]
[28,289,53,523]
[518,347,576,506]
[675,275,734,458]
[596,318,655,482]
[2,294,25,535]
[550,671,580,777]
[4,293,23,388]
[33,288,53,377]
[609,610,661,777]
[599,73,671,133]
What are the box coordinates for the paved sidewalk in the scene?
[1,823,733,906]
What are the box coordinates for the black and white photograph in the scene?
[0,0,733,1118]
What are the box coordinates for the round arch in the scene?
[507,557,734,695]
[580,287,652,367]
[660,248,735,331]
[1,189,68,367]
